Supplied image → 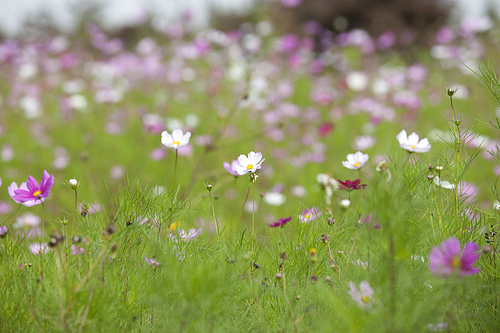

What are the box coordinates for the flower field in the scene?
[1,6,500,332]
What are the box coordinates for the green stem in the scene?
[209,191,221,249]
[252,179,256,258]
[3,204,21,224]
[450,95,460,216]
[173,149,179,197]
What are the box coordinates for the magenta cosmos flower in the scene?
[268,216,292,227]
[8,170,54,207]
[338,179,366,191]
[429,238,480,278]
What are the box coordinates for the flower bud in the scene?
[427,174,434,181]
[435,166,443,173]
[340,199,350,209]
[69,179,78,189]
[275,272,283,280]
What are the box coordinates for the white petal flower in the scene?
[233,151,265,175]
[161,129,191,149]
[434,176,455,189]
[342,151,369,170]
[263,192,286,206]
[396,129,431,153]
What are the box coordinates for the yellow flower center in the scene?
[33,190,41,197]
[170,222,181,232]
[246,164,253,170]
[354,162,360,167]
[173,141,180,145]
[304,214,310,219]
[451,256,461,268]
[410,145,415,149]
[362,296,369,303]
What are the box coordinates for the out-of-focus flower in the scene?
[433,176,455,190]
[13,213,41,229]
[30,243,51,255]
[263,192,286,206]
[428,322,449,332]
[317,173,339,205]
[457,181,477,203]
[318,122,334,137]
[268,216,292,227]
[338,179,366,191]
[223,160,240,176]
[291,185,306,197]
[348,281,374,310]
[161,129,191,150]
[342,151,369,170]
[340,199,351,209]
[0,226,8,238]
[298,207,321,223]
[346,72,368,91]
[142,114,164,134]
[354,136,375,150]
[280,0,302,8]
[71,244,84,255]
[233,151,265,176]
[144,257,161,268]
[396,129,431,153]
[429,238,480,277]
[9,170,54,207]
[171,228,203,243]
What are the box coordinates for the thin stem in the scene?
[40,202,46,292]
[252,179,256,257]
[450,95,460,216]
[236,182,252,254]
[71,188,78,236]
[173,149,179,196]
[3,204,21,224]
[209,190,221,248]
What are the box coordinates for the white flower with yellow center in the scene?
[342,151,369,170]
[161,129,191,150]
[396,129,431,153]
[233,151,265,176]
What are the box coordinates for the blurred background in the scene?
[0,0,498,37]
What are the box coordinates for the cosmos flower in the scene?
[298,207,321,223]
[29,243,51,255]
[233,151,265,176]
[342,151,369,170]
[338,179,366,191]
[144,257,161,268]
[9,170,54,207]
[316,173,339,205]
[268,216,292,227]
[433,176,455,190]
[348,280,374,310]
[171,228,203,243]
[396,129,431,153]
[428,238,480,278]
[263,192,286,206]
[223,160,240,176]
[161,129,191,150]
[71,244,84,255]
[0,226,8,238]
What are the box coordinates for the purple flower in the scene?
[171,228,202,243]
[144,257,161,268]
[0,226,8,238]
[9,170,54,207]
[429,238,480,278]
[348,280,374,310]
[223,160,240,176]
[268,216,292,228]
[298,207,321,223]
[71,245,84,255]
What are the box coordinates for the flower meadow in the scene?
[1,7,500,332]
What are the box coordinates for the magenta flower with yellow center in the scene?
[9,170,54,207]
[429,238,480,278]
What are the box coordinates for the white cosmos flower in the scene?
[342,151,369,170]
[263,192,286,206]
[396,130,431,153]
[434,176,455,189]
[234,151,265,175]
[161,129,191,150]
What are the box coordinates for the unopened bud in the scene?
[435,166,443,172]
[275,272,283,280]
[427,175,434,181]
[69,179,78,189]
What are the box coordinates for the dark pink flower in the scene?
[9,170,54,207]
[269,216,292,228]
[338,179,366,191]
[429,238,480,277]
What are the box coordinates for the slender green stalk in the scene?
[173,149,179,197]
[252,178,256,257]
[449,94,461,215]
[209,189,221,249]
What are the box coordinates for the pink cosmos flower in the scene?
[30,243,51,255]
[348,280,374,310]
[298,207,321,223]
[268,216,292,227]
[223,160,240,176]
[9,170,54,207]
[144,257,161,268]
[71,244,84,255]
[429,238,480,278]
[171,228,203,243]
